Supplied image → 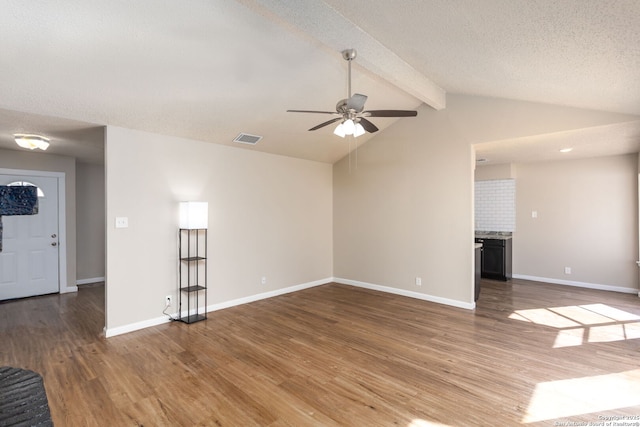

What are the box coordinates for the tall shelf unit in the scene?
[178,228,207,324]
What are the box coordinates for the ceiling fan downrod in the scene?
[285,47,417,137]
[342,49,357,99]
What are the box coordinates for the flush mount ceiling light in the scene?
[559,148,573,153]
[14,134,50,151]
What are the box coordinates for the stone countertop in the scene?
[475,232,513,240]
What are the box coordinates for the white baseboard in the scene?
[60,285,78,294]
[105,315,172,338]
[334,277,476,310]
[512,274,639,295]
[104,274,638,338]
[205,277,333,314]
[77,277,105,286]
[104,277,333,338]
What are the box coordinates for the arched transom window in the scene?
[6,181,45,197]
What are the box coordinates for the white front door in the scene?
[0,174,59,300]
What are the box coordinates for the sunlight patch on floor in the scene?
[553,327,585,348]
[509,304,640,347]
[588,322,640,343]
[508,308,581,328]
[581,303,640,321]
[523,369,640,423]
[550,305,617,325]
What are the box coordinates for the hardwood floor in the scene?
[1,280,639,426]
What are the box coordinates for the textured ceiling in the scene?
[475,121,640,165]
[0,0,639,165]
[325,0,640,115]
[0,108,105,164]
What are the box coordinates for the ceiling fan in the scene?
[287,49,418,138]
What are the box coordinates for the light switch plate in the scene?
[115,217,128,228]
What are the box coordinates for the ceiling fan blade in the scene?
[308,117,343,131]
[358,118,379,133]
[363,110,418,117]
[346,93,368,112]
[287,109,339,115]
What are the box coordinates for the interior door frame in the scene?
[0,167,72,294]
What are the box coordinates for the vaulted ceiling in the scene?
[0,0,639,165]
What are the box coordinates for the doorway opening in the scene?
[0,168,71,300]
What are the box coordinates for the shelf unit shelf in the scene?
[181,285,206,293]
[178,228,207,324]
[182,314,206,324]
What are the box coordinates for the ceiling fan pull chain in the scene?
[348,138,351,174]
[355,136,358,170]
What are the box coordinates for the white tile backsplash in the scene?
[475,179,515,232]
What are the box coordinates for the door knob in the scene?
[51,242,57,247]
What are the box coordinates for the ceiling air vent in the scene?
[233,133,262,145]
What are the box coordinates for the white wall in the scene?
[105,126,333,334]
[514,154,639,292]
[475,163,516,180]
[76,162,105,283]
[333,103,476,305]
[333,94,640,308]
[102,95,639,335]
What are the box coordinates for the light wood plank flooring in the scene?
[1,279,639,426]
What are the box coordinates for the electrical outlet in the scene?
[261,276,267,285]
[564,267,572,275]
[415,277,422,287]
[165,295,172,306]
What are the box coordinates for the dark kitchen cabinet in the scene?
[476,238,512,281]
[474,245,481,301]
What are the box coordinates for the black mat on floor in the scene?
[0,366,53,426]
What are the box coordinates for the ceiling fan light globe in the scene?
[354,123,365,137]
[333,123,346,138]
[343,119,355,135]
